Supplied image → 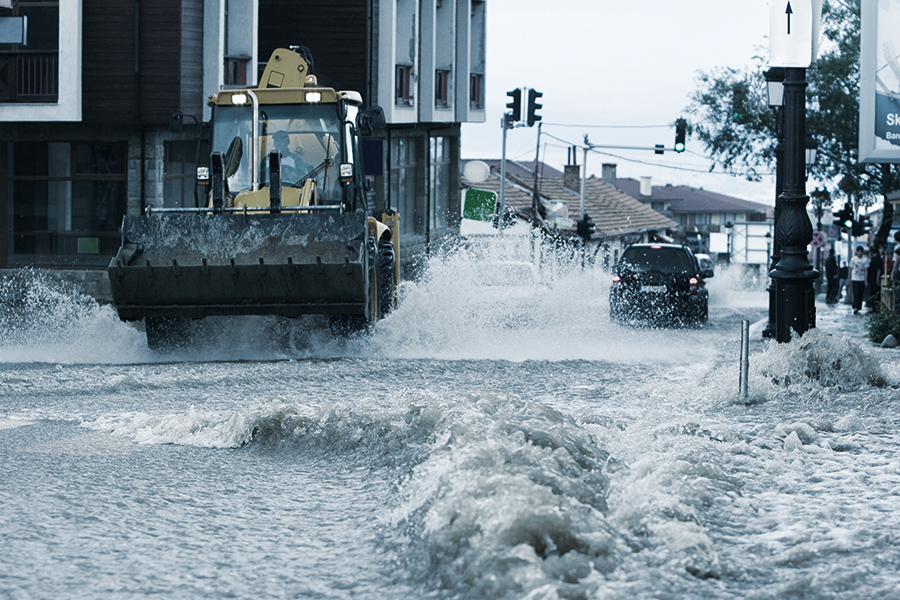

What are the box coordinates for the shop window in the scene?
[429,136,452,231]
[5,141,126,266]
[164,141,198,209]
[389,136,422,237]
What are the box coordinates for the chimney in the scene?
[564,164,581,192]
[640,176,652,197]
[602,163,617,186]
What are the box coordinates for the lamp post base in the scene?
[771,246,819,343]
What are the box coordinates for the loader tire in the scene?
[377,239,396,318]
[145,317,192,351]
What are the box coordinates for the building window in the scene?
[429,136,452,232]
[0,1,60,103]
[164,141,198,209]
[390,136,422,237]
[695,213,711,226]
[435,70,451,108]
[395,65,414,107]
[469,73,483,109]
[5,141,126,266]
[224,56,250,87]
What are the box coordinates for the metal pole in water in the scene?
[740,319,750,400]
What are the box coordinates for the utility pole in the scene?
[532,122,542,228]
[499,112,510,231]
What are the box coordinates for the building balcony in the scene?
[0,51,59,104]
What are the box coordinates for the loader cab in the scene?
[206,93,366,211]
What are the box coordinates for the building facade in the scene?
[0,0,485,289]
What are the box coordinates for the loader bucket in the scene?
[107,211,370,321]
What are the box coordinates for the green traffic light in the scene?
[674,118,687,153]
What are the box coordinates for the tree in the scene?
[686,0,887,208]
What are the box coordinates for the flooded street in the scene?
[1,253,899,600]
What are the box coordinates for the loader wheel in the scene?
[377,238,396,318]
[145,317,192,351]
[328,314,369,337]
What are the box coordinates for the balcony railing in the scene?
[0,51,59,103]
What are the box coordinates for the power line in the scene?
[539,132,774,178]
[542,122,670,129]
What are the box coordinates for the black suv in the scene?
[609,243,713,325]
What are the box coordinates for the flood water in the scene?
[2,244,899,600]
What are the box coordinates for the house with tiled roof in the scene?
[609,168,773,254]
[461,159,677,263]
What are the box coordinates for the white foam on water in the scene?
[0,417,37,430]
[1,237,775,366]
[0,269,151,364]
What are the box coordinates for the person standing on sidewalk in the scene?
[850,245,869,314]
[866,244,884,309]
[893,246,900,313]
[825,247,839,304]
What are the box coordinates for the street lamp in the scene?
[769,66,820,343]
[805,137,818,167]
[762,67,785,340]
[765,67,785,108]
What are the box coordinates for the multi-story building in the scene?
[0,0,485,296]
[258,0,486,272]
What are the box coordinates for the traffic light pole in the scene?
[499,113,509,232]
[770,67,819,342]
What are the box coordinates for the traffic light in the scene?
[852,214,872,237]
[576,213,595,241]
[732,82,749,124]
[833,203,853,230]
[506,89,521,123]
[526,88,543,127]
[674,118,687,153]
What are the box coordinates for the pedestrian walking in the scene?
[850,245,869,314]
[825,247,839,304]
[838,260,849,301]
[893,246,900,313]
[867,244,884,310]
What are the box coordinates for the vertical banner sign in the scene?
[768,0,823,68]
[859,0,900,162]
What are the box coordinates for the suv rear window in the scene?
[620,247,692,274]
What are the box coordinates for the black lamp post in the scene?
[770,67,819,342]
[762,67,785,340]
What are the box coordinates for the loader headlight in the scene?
[340,163,354,180]
[305,91,322,103]
[196,166,210,184]
[231,93,248,105]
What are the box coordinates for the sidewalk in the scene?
[815,296,878,345]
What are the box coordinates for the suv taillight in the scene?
[689,277,699,293]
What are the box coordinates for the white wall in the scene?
[0,0,81,122]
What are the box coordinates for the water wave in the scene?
[80,390,734,599]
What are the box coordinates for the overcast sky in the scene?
[460,0,776,203]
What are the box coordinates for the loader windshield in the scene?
[211,103,344,203]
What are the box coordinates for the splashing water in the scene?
[0,269,149,364]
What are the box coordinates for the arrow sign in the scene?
[769,0,823,68]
